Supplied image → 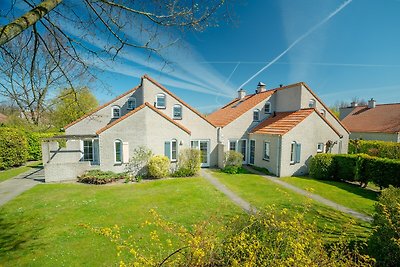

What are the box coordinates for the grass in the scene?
[0,177,242,266]
[0,161,42,183]
[212,169,373,240]
[281,176,378,216]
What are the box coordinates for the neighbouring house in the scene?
[0,112,7,123]
[340,99,400,142]
[42,75,349,181]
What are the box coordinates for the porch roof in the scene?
[42,134,98,141]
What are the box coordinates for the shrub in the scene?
[0,127,28,169]
[125,146,153,178]
[24,131,59,161]
[222,151,243,174]
[309,154,334,180]
[173,148,201,177]
[368,186,400,266]
[349,140,400,160]
[77,170,128,184]
[333,154,364,183]
[148,155,170,178]
[363,156,400,189]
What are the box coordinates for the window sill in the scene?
[173,117,182,120]
[156,106,166,109]
[263,158,270,161]
[290,162,295,165]
[114,162,122,166]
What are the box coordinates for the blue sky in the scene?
[3,0,400,113]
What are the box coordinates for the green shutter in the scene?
[164,141,171,160]
[295,143,301,163]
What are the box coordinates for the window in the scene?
[263,141,270,161]
[156,93,166,108]
[127,98,136,110]
[229,141,236,151]
[290,141,301,164]
[171,139,177,161]
[317,143,324,153]
[83,140,93,161]
[309,99,316,108]
[173,104,182,119]
[264,102,271,114]
[253,109,260,121]
[114,140,122,163]
[320,109,326,117]
[112,106,121,118]
[249,140,256,165]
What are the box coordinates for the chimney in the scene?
[238,88,246,99]
[257,82,266,93]
[350,101,358,108]
[368,98,376,109]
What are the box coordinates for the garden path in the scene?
[243,166,373,222]
[0,168,44,206]
[201,169,257,214]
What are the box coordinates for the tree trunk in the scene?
[0,0,63,46]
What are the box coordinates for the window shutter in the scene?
[164,141,171,159]
[122,142,129,163]
[295,143,301,163]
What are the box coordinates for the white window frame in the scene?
[127,97,136,110]
[290,141,296,164]
[309,99,316,108]
[112,106,121,118]
[249,139,256,165]
[82,140,94,162]
[114,139,122,164]
[263,141,270,161]
[173,104,182,120]
[264,102,271,114]
[317,143,324,153]
[156,93,166,109]
[253,109,260,121]
[320,109,326,117]
[228,140,237,151]
[171,139,177,162]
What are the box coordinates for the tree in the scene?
[50,87,98,129]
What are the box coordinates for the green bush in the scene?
[0,127,28,169]
[309,154,335,180]
[24,131,59,161]
[148,155,170,179]
[77,170,128,184]
[173,148,201,177]
[125,146,153,178]
[363,156,400,189]
[349,140,400,160]
[333,154,364,182]
[368,186,400,266]
[222,151,243,174]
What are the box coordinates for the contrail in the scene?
[238,0,353,90]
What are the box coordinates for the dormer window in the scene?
[264,102,271,114]
[320,109,326,117]
[173,104,182,119]
[127,97,136,110]
[309,99,316,108]
[253,109,260,121]
[156,93,166,109]
[112,106,121,118]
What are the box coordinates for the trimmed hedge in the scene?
[148,155,170,178]
[310,153,400,188]
[349,140,400,160]
[78,170,128,184]
[0,127,28,169]
[25,131,59,161]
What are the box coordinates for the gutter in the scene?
[276,135,282,177]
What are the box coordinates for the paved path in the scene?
[201,169,257,214]
[0,168,44,207]
[243,166,372,222]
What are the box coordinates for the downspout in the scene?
[276,135,282,177]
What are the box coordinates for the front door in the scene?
[249,140,255,165]
[191,140,210,167]
[238,139,247,164]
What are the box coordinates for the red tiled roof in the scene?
[96,102,191,135]
[143,75,215,128]
[251,108,342,137]
[64,85,140,129]
[341,103,400,133]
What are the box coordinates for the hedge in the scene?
[0,127,28,169]
[24,131,59,161]
[310,153,400,188]
[349,140,400,160]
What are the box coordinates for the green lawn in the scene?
[281,176,378,216]
[0,161,42,183]
[0,178,242,266]
[212,170,372,240]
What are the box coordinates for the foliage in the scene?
[349,140,400,160]
[86,206,374,267]
[333,154,360,182]
[368,186,400,267]
[24,131,59,161]
[309,154,335,180]
[50,87,98,129]
[173,148,201,177]
[77,170,128,185]
[125,146,153,178]
[0,127,28,169]
[148,155,170,179]
[362,156,400,189]
[250,165,271,175]
[222,151,243,174]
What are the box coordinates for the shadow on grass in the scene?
[294,176,379,202]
